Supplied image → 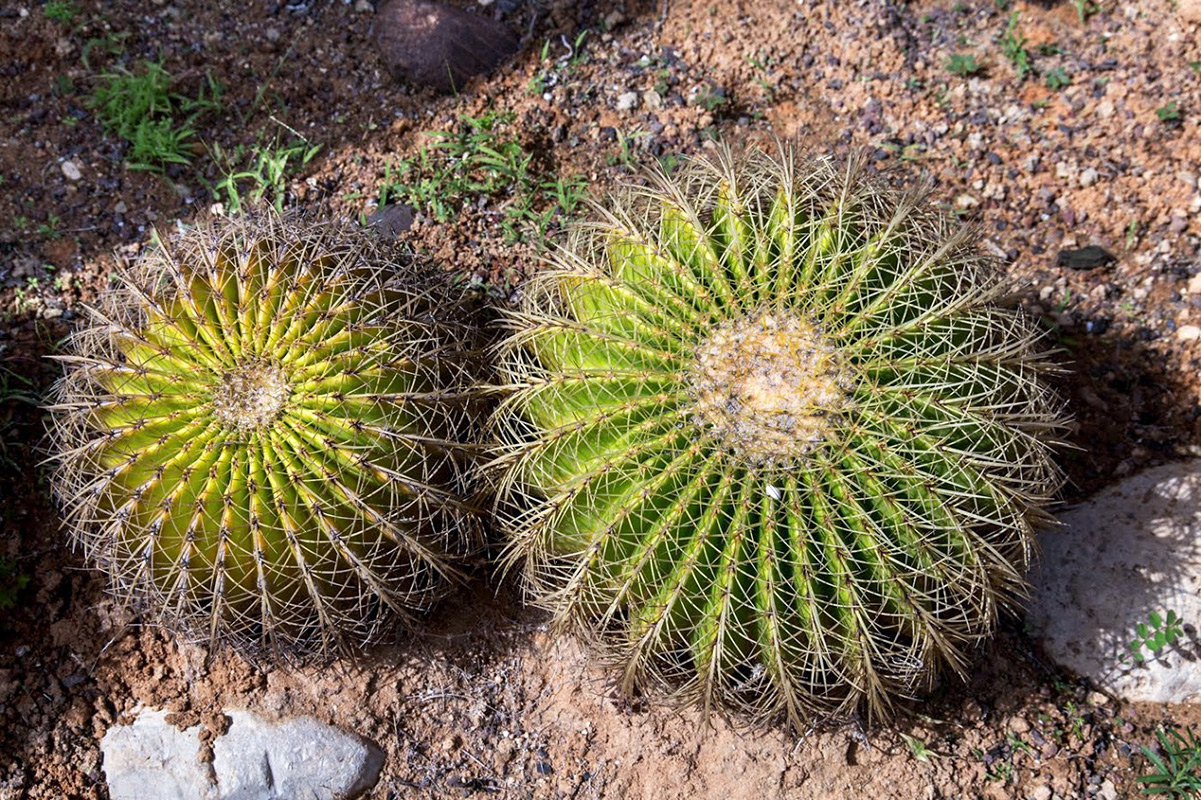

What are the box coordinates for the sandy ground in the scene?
[3,0,1201,797]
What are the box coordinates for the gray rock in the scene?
[1027,461,1201,703]
[615,91,639,112]
[101,709,215,800]
[365,203,415,239]
[374,0,519,93]
[101,708,384,800]
[213,710,385,800]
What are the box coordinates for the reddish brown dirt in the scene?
[3,0,1201,797]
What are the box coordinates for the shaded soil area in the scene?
[2,0,1201,797]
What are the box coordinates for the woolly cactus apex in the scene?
[491,145,1067,725]
[49,212,483,655]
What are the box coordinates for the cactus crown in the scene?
[491,145,1067,725]
[49,213,482,655]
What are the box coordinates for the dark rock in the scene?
[1056,245,1114,271]
[365,203,414,239]
[374,0,519,94]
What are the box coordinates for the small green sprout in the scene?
[1157,101,1183,125]
[1139,726,1201,797]
[946,53,982,76]
[1044,67,1071,90]
[1129,610,1184,662]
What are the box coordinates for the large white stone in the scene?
[100,708,384,800]
[212,710,385,800]
[1027,461,1201,703]
[101,709,214,800]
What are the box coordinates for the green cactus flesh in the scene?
[50,213,480,653]
[493,147,1066,723]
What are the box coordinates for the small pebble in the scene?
[615,91,639,112]
[61,160,82,181]
[1079,167,1099,188]
[1176,324,1201,341]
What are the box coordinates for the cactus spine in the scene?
[492,145,1066,724]
[49,213,482,654]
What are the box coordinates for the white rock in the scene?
[101,709,213,800]
[1079,167,1099,188]
[615,91,639,112]
[1027,461,1201,703]
[1186,273,1201,295]
[213,710,385,800]
[101,708,384,800]
[61,160,82,181]
[1177,324,1201,341]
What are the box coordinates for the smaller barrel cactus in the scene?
[49,212,482,654]
[491,145,1067,724]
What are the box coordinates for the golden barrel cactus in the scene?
[491,145,1067,724]
[49,213,483,654]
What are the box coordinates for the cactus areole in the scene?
[493,145,1067,725]
[49,213,481,654]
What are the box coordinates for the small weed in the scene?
[1138,726,1201,797]
[1126,219,1140,248]
[541,173,588,216]
[1054,289,1072,313]
[89,61,206,172]
[36,216,62,239]
[212,121,320,213]
[378,111,586,249]
[52,74,76,97]
[747,56,776,100]
[1007,732,1033,755]
[80,31,129,71]
[1190,61,1201,76]
[1000,12,1032,82]
[694,85,729,112]
[1066,702,1087,740]
[1129,610,1184,663]
[43,1,78,24]
[607,128,651,171]
[1071,0,1099,24]
[1157,101,1183,125]
[1044,67,1071,90]
[946,53,982,76]
[876,142,929,162]
[900,733,938,763]
[986,760,1013,784]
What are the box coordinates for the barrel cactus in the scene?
[491,145,1066,724]
[49,212,482,654]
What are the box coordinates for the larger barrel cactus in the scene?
[49,213,482,654]
[492,146,1066,724]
